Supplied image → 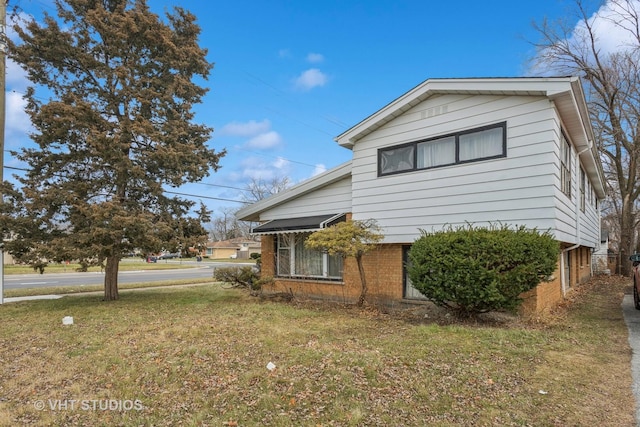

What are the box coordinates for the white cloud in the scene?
[293,68,328,91]
[273,156,290,170]
[532,0,640,74]
[240,156,291,181]
[245,131,283,150]
[219,119,271,137]
[306,53,324,63]
[6,91,32,139]
[239,157,273,181]
[311,164,326,177]
[583,0,640,53]
[6,58,32,91]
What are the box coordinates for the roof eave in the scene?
[334,77,578,148]
[236,161,352,222]
[549,79,607,199]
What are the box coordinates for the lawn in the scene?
[0,276,634,426]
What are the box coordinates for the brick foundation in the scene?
[259,236,591,316]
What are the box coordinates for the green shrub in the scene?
[213,266,261,292]
[407,224,559,316]
[250,252,262,272]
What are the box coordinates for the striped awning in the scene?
[251,213,346,235]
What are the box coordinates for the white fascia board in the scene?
[334,77,578,148]
[235,161,352,222]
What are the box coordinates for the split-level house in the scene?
[236,77,606,314]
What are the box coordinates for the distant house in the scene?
[236,77,606,314]
[205,238,260,260]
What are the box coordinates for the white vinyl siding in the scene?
[260,177,352,221]
[240,84,602,254]
[349,93,600,248]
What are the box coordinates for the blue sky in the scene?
[5,0,605,217]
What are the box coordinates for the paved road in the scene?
[622,294,640,426]
[3,262,252,290]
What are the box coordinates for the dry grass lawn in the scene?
[0,275,635,426]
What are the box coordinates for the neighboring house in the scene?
[593,230,611,274]
[205,238,261,260]
[236,77,606,314]
[1,251,13,265]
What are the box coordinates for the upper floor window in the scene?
[560,132,572,198]
[580,167,586,212]
[380,144,415,174]
[378,122,506,176]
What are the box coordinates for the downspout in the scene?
[561,142,593,295]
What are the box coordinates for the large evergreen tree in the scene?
[6,0,224,300]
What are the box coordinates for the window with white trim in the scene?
[378,122,506,176]
[560,133,572,198]
[276,233,343,280]
[580,167,586,212]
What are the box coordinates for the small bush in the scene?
[250,252,262,272]
[407,224,559,316]
[214,266,261,292]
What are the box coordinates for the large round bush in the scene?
[407,225,559,316]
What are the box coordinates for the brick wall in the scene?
[519,246,592,315]
[258,235,592,316]
[346,245,405,302]
[576,246,592,284]
[519,267,562,314]
[260,235,275,278]
[258,238,405,303]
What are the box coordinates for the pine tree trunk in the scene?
[356,254,367,306]
[103,255,120,301]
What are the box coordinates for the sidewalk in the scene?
[3,294,64,303]
[1,282,213,304]
[622,294,640,426]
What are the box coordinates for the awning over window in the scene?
[251,213,346,235]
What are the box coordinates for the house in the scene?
[236,77,606,314]
[205,238,261,260]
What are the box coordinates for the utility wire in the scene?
[164,190,246,204]
[3,165,247,204]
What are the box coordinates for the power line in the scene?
[3,166,246,202]
[243,70,349,133]
[164,190,246,204]
[193,181,247,192]
[237,149,320,169]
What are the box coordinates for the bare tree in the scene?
[241,176,291,203]
[206,176,292,241]
[532,0,640,274]
[209,207,244,241]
